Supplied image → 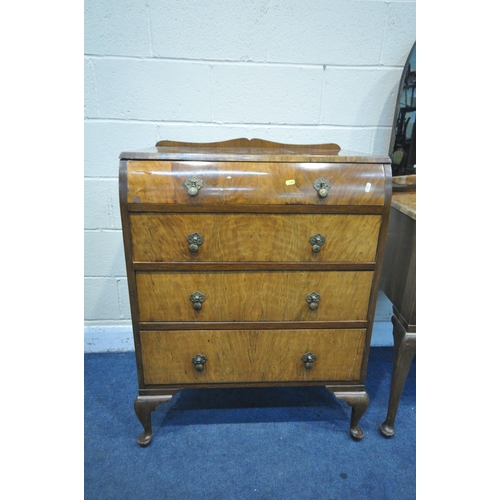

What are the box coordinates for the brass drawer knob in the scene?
[184,176,203,196]
[187,232,204,252]
[192,354,207,372]
[301,352,317,370]
[306,292,321,310]
[309,233,326,253]
[313,177,332,198]
[190,291,206,310]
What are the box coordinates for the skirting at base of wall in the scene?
[84,292,395,353]
[370,320,395,347]
[84,325,135,353]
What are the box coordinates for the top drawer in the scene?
[125,160,387,207]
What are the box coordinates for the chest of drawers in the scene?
[119,139,391,446]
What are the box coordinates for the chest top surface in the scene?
[120,138,389,163]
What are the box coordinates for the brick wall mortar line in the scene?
[319,65,326,125]
[145,1,153,58]
[379,3,391,64]
[83,118,391,129]
[84,54,403,71]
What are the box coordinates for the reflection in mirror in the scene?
[390,42,416,177]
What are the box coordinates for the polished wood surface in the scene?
[379,191,416,437]
[136,271,373,322]
[130,213,382,263]
[156,138,341,154]
[126,160,386,206]
[119,139,392,444]
[138,320,368,331]
[380,315,416,437]
[120,138,390,164]
[380,203,416,331]
[140,329,366,385]
[390,192,416,220]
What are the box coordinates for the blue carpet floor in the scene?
[84,347,415,499]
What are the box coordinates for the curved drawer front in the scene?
[126,160,386,206]
[140,329,366,385]
[136,271,373,322]
[130,213,381,263]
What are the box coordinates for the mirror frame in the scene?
[389,42,416,176]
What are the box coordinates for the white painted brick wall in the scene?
[212,64,324,124]
[84,0,415,351]
[268,1,389,65]
[149,0,271,61]
[321,66,403,126]
[93,58,213,121]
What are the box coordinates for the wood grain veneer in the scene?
[130,213,381,263]
[119,139,392,445]
[135,271,373,322]
[126,161,386,206]
[140,329,366,385]
[155,138,342,154]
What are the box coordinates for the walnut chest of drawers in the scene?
[119,139,391,446]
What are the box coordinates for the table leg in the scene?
[380,315,416,437]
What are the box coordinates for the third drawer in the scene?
[136,270,373,322]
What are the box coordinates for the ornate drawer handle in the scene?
[184,176,203,196]
[309,233,326,253]
[190,291,206,310]
[306,292,321,310]
[192,354,207,372]
[187,232,204,252]
[313,177,332,198]
[301,352,316,370]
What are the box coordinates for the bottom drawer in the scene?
[140,329,366,385]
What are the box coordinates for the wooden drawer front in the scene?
[130,214,381,263]
[136,271,373,322]
[126,160,386,206]
[140,329,366,385]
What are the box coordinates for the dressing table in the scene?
[379,185,416,437]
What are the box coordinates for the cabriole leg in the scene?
[380,315,416,438]
[134,395,173,446]
[331,390,370,440]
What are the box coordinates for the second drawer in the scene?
[129,213,381,263]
